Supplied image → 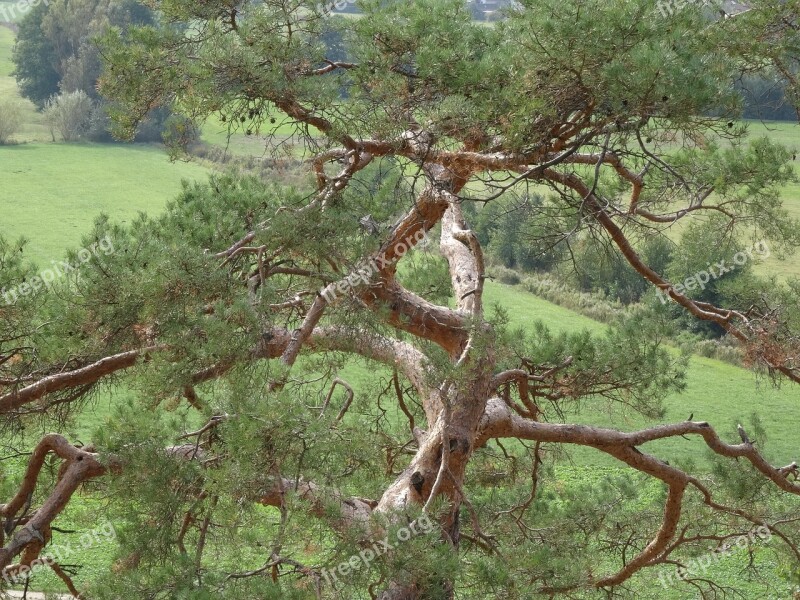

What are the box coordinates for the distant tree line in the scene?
[11,0,192,143]
[739,75,799,121]
[471,193,769,340]
[8,1,797,146]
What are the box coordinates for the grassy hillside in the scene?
[0,143,209,263]
[485,282,800,467]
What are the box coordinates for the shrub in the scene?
[571,235,673,305]
[520,271,625,324]
[0,98,24,144]
[674,331,744,365]
[472,194,567,274]
[85,102,114,142]
[42,90,94,142]
[492,266,521,286]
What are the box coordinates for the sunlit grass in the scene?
[0,143,210,264]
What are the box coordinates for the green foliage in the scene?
[12,1,60,106]
[42,89,94,141]
[399,250,453,306]
[572,235,674,305]
[490,304,687,420]
[473,194,568,273]
[0,234,35,383]
[0,96,23,143]
[662,216,761,338]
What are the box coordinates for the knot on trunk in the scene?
[410,471,425,495]
[448,437,470,455]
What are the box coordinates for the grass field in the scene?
[200,112,315,157]
[484,282,800,467]
[0,143,209,264]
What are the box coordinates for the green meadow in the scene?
[0,142,209,263]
